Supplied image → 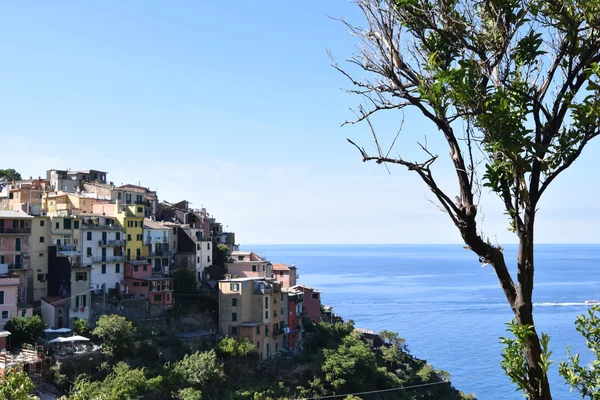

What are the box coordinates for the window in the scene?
[55,222,60,229]
[173,227,177,234]
[262,265,266,272]
[281,292,284,301]
[128,234,132,241]
[265,311,269,319]
[312,293,319,299]
[37,274,46,282]
[154,294,161,302]
[143,265,148,271]
[116,264,120,273]
[231,326,237,335]
[281,307,284,315]
[207,243,210,250]
[197,257,200,263]
[134,265,139,272]
[137,207,143,213]
[252,265,257,272]
[167,294,170,301]
[257,341,260,348]
[1,311,7,319]
[39,236,45,243]
[232,312,237,321]
[197,244,200,251]
[207,256,211,263]
[264,297,269,308]
[82,295,87,307]
[230,283,240,291]
[118,192,122,200]
[101,265,106,274]
[274,310,277,317]
[274,297,277,304]
[87,232,92,240]
[232,298,237,307]
[256,326,260,334]
[40,220,45,227]
[280,271,284,276]
[0,291,4,304]
[265,325,269,336]
[64,218,72,229]
[74,220,79,229]
[87,247,92,257]
[133,282,140,287]
[75,272,87,281]
[137,234,142,241]
[21,309,27,317]
[238,256,243,261]
[142,282,149,287]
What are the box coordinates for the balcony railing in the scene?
[57,245,78,252]
[144,238,169,245]
[91,255,126,263]
[148,250,168,257]
[8,263,24,270]
[126,255,149,264]
[82,224,123,231]
[0,227,31,234]
[272,329,285,337]
[254,288,274,294]
[98,240,126,247]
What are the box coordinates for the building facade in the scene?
[124,262,173,305]
[291,285,321,324]
[272,263,297,288]
[0,276,19,328]
[143,219,170,274]
[80,214,125,295]
[225,251,272,279]
[218,277,287,361]
[0,211,33,307]
[30,216,50,302]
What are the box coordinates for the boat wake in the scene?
[534,302,591,307]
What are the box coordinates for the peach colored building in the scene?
[225,251,272,279]
[272,263,297,288]
[0,276,19,329]
[6,178,50,214]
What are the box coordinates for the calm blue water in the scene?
[242,244,600,400]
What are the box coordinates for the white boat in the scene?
[584,299,599,305]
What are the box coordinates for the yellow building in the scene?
[114,203,147,262]
[219,277,287,361]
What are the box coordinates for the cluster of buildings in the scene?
[0,169,237,330]
[0,168,328,361]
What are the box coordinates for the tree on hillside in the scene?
[0,169,22,191]
[4,315,45,347]
[0,368,38,400]
[336,1,600,398]
[213,244,230,268]
[93,314,136,357]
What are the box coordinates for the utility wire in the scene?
[294,380,450,400]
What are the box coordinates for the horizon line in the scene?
[239,243,600,246]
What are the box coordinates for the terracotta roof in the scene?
[273,262,295,271]
[0,210,34,219]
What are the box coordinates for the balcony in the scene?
[57,245,77,252]
[8,263,24,270]
[254,287,274,295]
[82,223,123,231]
[148,250,168,257]
[272,329,285,337]
[144,238,169,245]
[98,240,126,247]
[0,227,31,235]
[91,255,126,263]
[126,256,149,265]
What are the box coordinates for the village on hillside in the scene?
[0,168,335,378]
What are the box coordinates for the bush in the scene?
[73,319,90,336]
[93,314,136,357]
[4,315,45,347]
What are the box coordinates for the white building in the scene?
[79,214,126,294]
[143,219,171,274]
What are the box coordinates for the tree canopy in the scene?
[338,0,600,398]
[4,315,45,347]
[0,168,21,191]
[93,314,137,357]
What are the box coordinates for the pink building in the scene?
[124,261,173,306]
[225,251,272,279]
[272,263,297,288]
[0,210,33,271]
[0,277,19,329]
[291,285,321,323]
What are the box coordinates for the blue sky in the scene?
[1,1,598,244]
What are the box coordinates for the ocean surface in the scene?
[241,244,600,400]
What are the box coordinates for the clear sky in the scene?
[1,1,598,244]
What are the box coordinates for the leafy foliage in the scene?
[4,315,45,347]
[172,268,198,295]
[93,314,137,357]
[0,168,22,191]
[72,319,90,336]
[173,350,225,389]
[215,337,257,358]
[0,367,38,400]
[559,305,600,398]
[500,320,552,396]
[213,244,230,268]
[174,387,203,400]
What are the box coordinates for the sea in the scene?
[241,244,600,400]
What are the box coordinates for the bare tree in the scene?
[335,0,600,398]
